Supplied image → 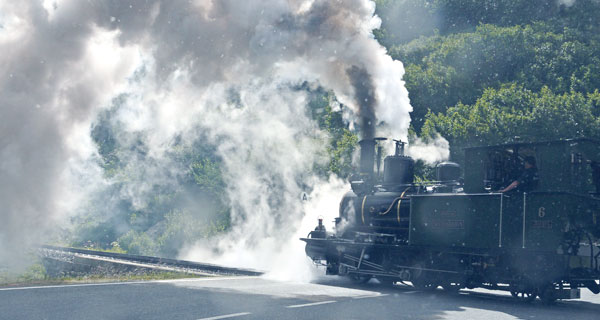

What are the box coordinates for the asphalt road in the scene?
[1,276,599,320]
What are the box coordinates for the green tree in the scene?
[391,22,600,131]
[422,85,600,155]
[308,91,358,178]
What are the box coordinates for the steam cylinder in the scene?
[338,190,411,237]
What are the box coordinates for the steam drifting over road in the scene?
[0,0,440,275]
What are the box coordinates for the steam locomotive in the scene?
[302,137,600,303]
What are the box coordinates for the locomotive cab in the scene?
[464,138,600,195]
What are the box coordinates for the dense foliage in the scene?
[375,0,600,150]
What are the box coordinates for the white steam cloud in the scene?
[1,0,446,276]
[407,135,450,165]
[0,1,139,268]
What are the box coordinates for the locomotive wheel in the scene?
[441,281,461,294]
[510,290,536,302]
[411,273,437,290]
[410,262,437,291]
[412,278,437,291]
[538,284,558,304]
[510,276,537,303]
[509,283,536,302]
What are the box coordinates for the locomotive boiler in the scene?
[302,137,600,303]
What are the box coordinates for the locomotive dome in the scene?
[383,154,414,186]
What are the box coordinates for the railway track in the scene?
[40,245,264,277]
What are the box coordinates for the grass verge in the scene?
[0,263,206,288]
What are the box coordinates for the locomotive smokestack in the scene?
[359,139,376,178]
[347,66,376,141]
[347,66,378,180]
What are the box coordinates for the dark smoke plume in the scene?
[347,66,377,140]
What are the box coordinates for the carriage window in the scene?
[484,148,517,191]
[483,147,536,191]
[569,152,597,194]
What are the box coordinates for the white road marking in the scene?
[352,293,388,299]
[0,276,257,291]
[286,300,337,308]
[197,312,251,320]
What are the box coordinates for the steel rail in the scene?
[40,245,264,276]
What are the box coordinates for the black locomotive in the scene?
[302,137,600,303]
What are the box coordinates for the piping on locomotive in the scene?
[302,137,600,303]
